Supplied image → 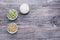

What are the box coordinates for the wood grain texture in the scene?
[0,0,60,40]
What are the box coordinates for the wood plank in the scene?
[0,0,60,40]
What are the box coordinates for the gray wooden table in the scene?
[0,0,60,40]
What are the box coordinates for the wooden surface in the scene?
[0,0,60,40]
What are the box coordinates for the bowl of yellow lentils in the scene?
[7,23,18,34]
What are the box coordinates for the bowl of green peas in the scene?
[7,9,18,20]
